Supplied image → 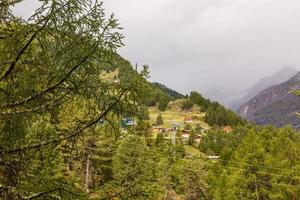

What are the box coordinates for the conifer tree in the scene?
[111,135,156,199]
[156,113,164,126]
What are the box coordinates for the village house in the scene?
[184,117,193,123]
[181,130,202,144]
[171,122,182,130]
[223,126,233,133]
[153,127,166,133]
[194,134,202,143]
[181,130,190,142]
[208,155,220,160]
[121,118,135,127]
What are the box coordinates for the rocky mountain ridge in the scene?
[239,71,300,129]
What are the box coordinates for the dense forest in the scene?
[152,82,184,100]
[0,1,300,200]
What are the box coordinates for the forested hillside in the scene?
[153,82,184,99]
[0,1,300,200]
[201,125,300,199]
[142,82,174,111]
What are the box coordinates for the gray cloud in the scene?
[12,0,300,94]
[104,0,300,94]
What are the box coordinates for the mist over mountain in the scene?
[203,66,298,110]
[230,66,298,110]
[239,71,300,129]
[203,87,244,108]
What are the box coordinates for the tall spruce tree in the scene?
[156,113,164,126]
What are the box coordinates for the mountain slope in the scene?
[239,71,300,129]
[153,82,184,99]
[230,66,298,111]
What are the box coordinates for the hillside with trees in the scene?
[189,91,246,127]
[153,82,184,99]
[142,82,185,112]
[201,125,300,199]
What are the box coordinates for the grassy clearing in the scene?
[184,145,204,158]
[148,99,209,130]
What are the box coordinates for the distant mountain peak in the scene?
[259,66,297,83]
[281,65,296,71]
[287,71,300,83]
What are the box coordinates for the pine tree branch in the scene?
[0,89,127,155]
[0,20,49,82]
[0,43,98,109]
[0,22,115,109]
[24,188,61,200]
[0,94,67,115]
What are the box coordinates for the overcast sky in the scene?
[12,0,300,94]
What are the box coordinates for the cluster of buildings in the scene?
[153,121,207,145]
[153,119,233,146]
[118,116,233,148]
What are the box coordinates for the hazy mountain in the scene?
[230,66,298,110]
[203,86,244,108]
[239,71,300,129]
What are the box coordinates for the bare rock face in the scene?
[239,71,300,129]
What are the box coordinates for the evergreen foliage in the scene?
[188,130,196,146]
[156,113,164,126]
[153,82,184,99]
[142,83,173,109]
[1,1,299,199]
[189,91,245,127]
[181,99,194,110]
[112,135,156,199]
[138,105,150,120]
[202,125,300,199]
[0,1,149,198]
[204,102,245,127]
[158,96,170,111]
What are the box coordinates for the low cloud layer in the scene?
[13,0,300,94]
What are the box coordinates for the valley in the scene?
[2,1,300,200]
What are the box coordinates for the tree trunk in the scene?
[84,150,91,193]
[255,176,259,200]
